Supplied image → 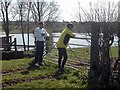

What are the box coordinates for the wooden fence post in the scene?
[14,38,17,58]
[14,38,17,51]
[45,21,53,55]
[118,61,120,84]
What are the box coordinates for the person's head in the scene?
[67,23,74,30]
[38,21,44,29]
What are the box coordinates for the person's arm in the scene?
[68,30,75,38]
[45,30,50,37]
[43,28,50,40]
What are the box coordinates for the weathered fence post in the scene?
[118,61,120,84]
[14,38,17,52]
[14,38,17,58]
[45,21,53,55]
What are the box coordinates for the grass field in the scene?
[2,58,88,89]
[1,47,119,89]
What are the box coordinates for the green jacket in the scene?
[57,27,75,48]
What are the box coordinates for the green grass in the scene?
[2,66,54,83]
[110,46,119,57]
[2,57,88,88]
[2,47,118,88]
[2,58,31,70]
[45,46,118,64]
[7,69,88,88]
[9,78,82,88]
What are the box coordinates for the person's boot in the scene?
[40,62,45,66]
[35,63,40,66]
[61,64,64,71]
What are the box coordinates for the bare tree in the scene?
[31,0,59,23]
[26,2,32,51]
[114,1,120,70]
[17,1,26,51]
[44,1,60,21]
[73,1,118,87]
[118,1,120,62]
[0,0,12,51]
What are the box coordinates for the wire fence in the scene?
[1,35,119,71]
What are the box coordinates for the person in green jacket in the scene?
[56,23,75,71]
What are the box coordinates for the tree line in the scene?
[0,0,120,88]
[0,0,60,51]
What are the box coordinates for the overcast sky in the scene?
[54,0,120,21]
[10,0,120,21]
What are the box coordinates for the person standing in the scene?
[56,23,75,71]
[34,22,49,66]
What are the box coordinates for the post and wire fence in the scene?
[5,34,118,72]
[43,34,91,71]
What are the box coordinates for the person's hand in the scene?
[45,36,50,40]
[34,41,36,44]
[41,32,45,36]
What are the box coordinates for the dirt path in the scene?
[2,67,28,76]
[2,74,53,88]
[2,70,68,88]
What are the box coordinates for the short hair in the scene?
[67,23,73,28]
[38,21,44,25]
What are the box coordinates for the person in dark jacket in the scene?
[56,23,75,71]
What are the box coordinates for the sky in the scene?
[54,0,120,21]
[7,0,120,21]
[55,0,93,21]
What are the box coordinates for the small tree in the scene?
[118,1,120,61]
[26,2,32,51]
[73,1,118,87]
[17,1,26,51]
[0,0,12,51]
